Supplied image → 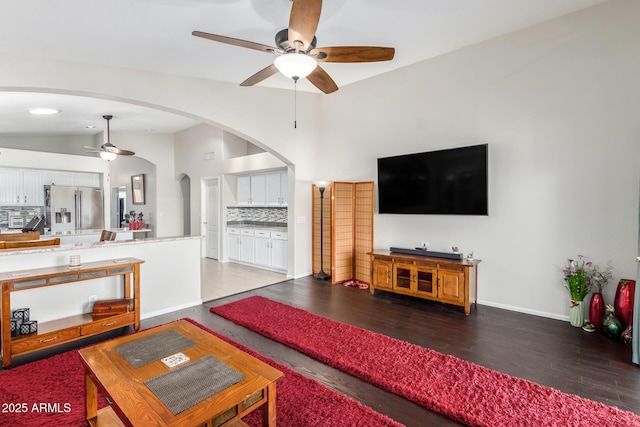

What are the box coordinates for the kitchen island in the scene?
[0,235,201,326]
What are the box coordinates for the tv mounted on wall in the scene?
[377,144,488,215]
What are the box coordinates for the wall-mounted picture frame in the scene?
[131,174,145,205]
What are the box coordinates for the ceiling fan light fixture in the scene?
[274,53,317,80]
[100,151,117,161]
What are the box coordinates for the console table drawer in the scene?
[12,327,80,355]
[81,313,135,336]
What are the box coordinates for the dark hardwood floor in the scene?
[8,276,640,426]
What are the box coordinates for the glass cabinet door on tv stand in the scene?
[392,263,437,298]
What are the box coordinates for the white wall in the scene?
[0,135,93,156]
[0,0,637,319]
[174,124,225,238]
[113,133,182,237]
[108,155,156,233]
[315,0,640,318]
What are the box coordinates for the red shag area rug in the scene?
[211,296,640,427]
[0,318,402,427]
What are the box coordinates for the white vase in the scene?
[569,300,584,327]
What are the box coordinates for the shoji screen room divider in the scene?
[312,181,374,285]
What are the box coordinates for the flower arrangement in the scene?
[562,255,595,302]
[590,260,613,293]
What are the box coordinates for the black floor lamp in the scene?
[314,181,331,281]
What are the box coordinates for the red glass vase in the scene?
[589,292,605,330]
[614,279,635,329]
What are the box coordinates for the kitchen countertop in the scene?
[226,223,288,232]
[0,234,200,256]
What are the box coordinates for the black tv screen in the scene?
[377,144,488,215]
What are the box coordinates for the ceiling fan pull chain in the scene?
[294,77,298,129]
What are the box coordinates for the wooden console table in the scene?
[370,250,480,314]
[0,257,143,368]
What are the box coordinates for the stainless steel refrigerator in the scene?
[44,185,104,232]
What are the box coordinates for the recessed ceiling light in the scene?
[86,125,96,129]
[28,108,60,115]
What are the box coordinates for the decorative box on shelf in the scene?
[92,299,134,319]
[12,308,30,322]
[10,307,35,337]
[19,320,38,335]
[10,318,21,337]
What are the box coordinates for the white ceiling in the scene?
[0,0,608,136]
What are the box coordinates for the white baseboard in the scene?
[293,271,313,279]
[477,299,569,322]
[141,299,203,320]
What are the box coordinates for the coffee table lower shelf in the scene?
[87,407,123,427]
[88,407,249,427]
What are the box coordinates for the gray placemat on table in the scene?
[144,355,246,415]
[115,329,195,368]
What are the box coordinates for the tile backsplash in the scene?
[226,207,287,226]
[0,206,44,229]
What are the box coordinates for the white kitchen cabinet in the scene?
[254,229,287,272]
[21,170,45,205]
[227,228,287,272]
[265,171,288,206]
[227,228,241,261]
[0,168,101,207]
[44,171,100,187]
[74,172,101,187]
[271,233,288,271]
[45,171,75,186]
[236,171,287,206]
[0,168,45,205]
[237,176,251,205]
[250,174,266,206]
[228,227,256,264]
[254,230,271,267]
[240,229,255,263]
[279,172,288,206]
[0,168,21,205]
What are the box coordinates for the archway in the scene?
[180,174,191,235]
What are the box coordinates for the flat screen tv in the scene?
[377,144,488,215]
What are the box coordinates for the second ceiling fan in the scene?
[192,0,395,94]
[84,115,135,161]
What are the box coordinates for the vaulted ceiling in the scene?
[0,0,609,136]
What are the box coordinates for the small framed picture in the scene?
[131,174,145,205]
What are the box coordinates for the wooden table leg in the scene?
[85,369,98,422]
[1,283,12,369]
[262,383,277,427]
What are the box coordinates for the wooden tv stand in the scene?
[0,258,143,368]
[369,250,480,314]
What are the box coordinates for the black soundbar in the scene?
[389,247,463,260]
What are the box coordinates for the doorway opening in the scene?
[180,175,191,235]
[203,178,219,259]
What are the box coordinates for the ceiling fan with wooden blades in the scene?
[192,0,395,94]
[84,115,135,161]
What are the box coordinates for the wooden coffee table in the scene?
[78,319,283,426]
